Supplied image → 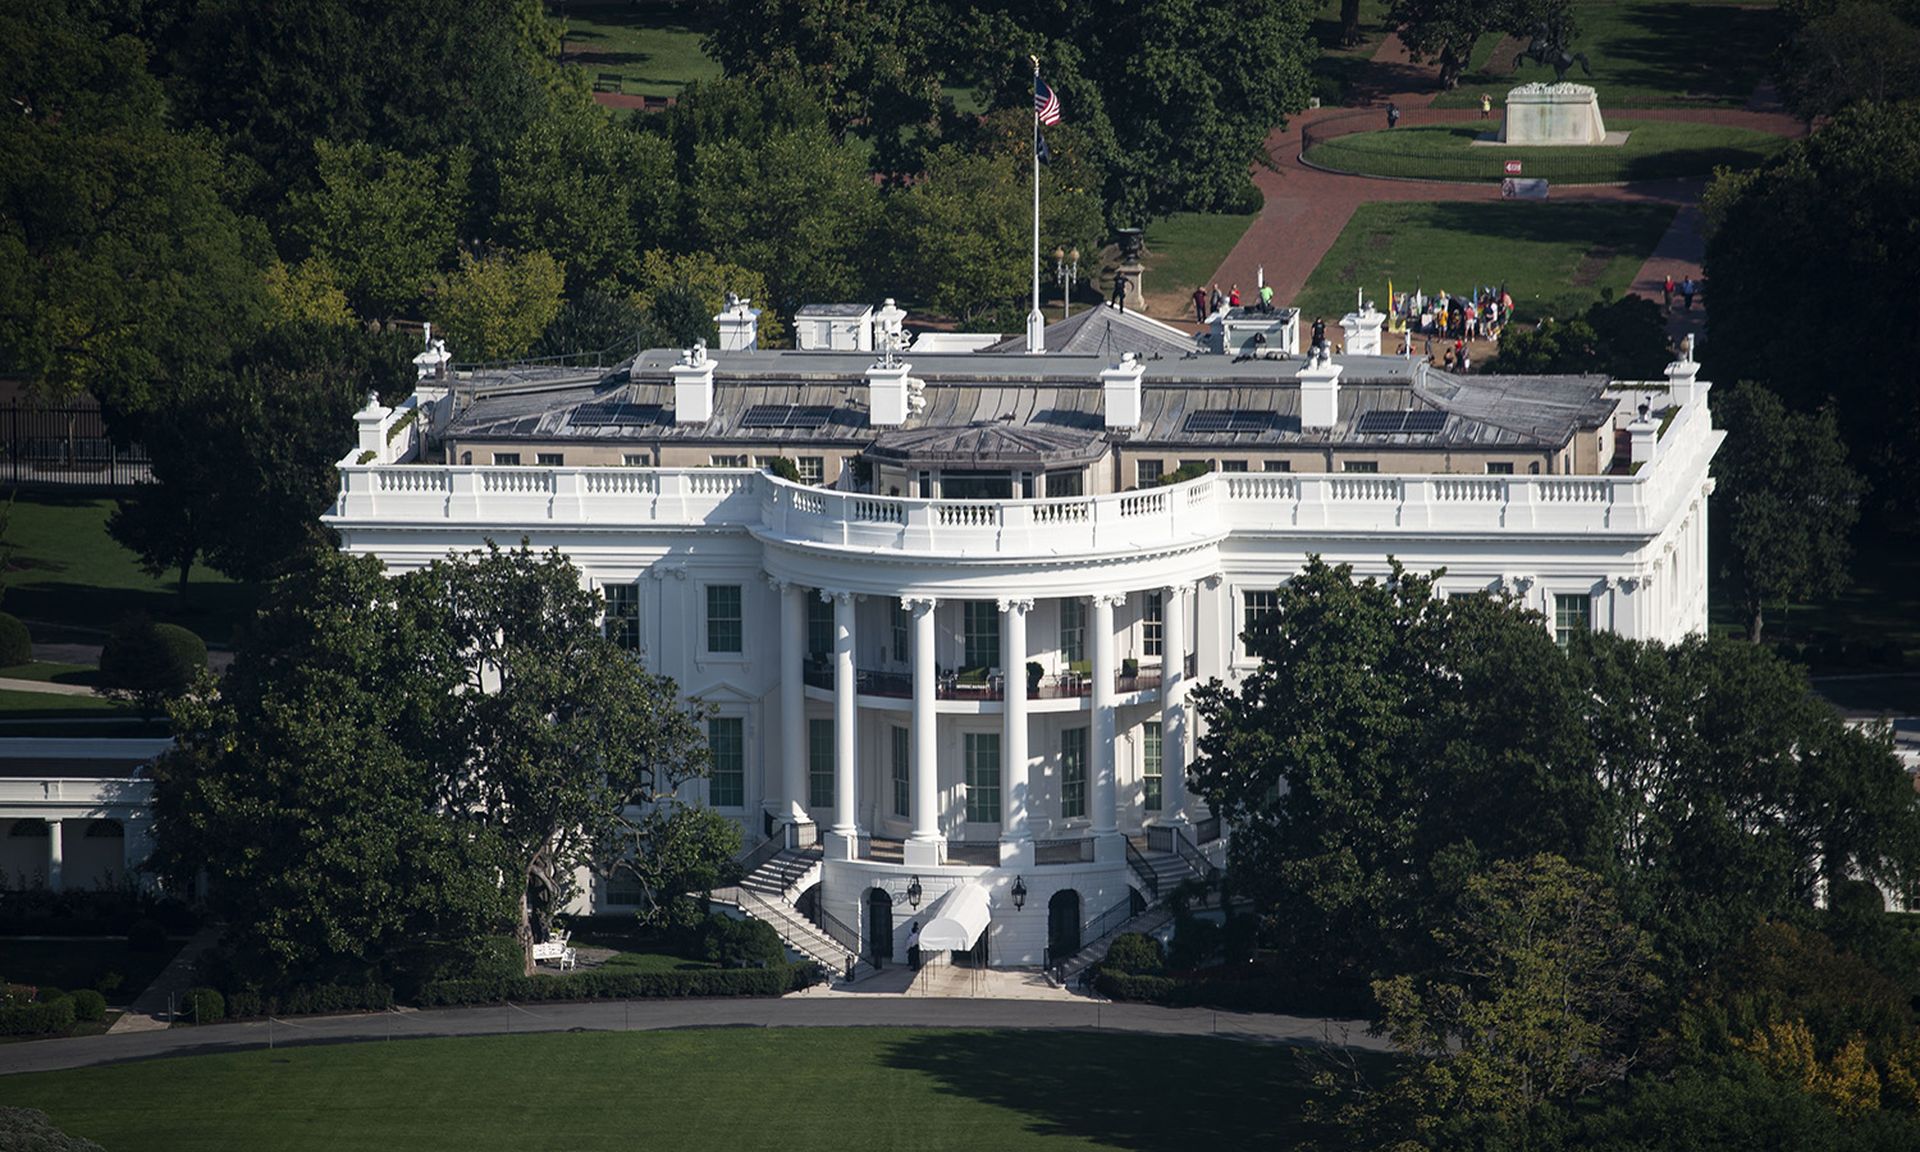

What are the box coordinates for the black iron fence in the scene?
[0,403,151,488]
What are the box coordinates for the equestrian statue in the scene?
[1513,22,1592,83]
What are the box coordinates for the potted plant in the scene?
[1026,661,1044,696]
[1121,657,1139,679]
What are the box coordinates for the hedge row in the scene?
[1095,970,1371,1017]
[0,998,75,1036]
[417,964,816,1008]
[226,983,395,1020]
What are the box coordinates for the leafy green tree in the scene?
[1388,0,1574,90]
[1358,855,1659,1149]
[630,249,787,348]
[425,248,565,362]
[407,543,716,968]
[1703,101,1920,520]
[607,805,742,928]
[1484,296,1669,379]
[1777,0,1920,122]
[887,147,1030,323]
[288,140,470,318]
[532,285,648,359]
[1711,383,1864,643]
[263,258,354,329]
[494,108,676,291]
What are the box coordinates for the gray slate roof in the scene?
[983,305,1202,360]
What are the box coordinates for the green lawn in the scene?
[594,950,718,974]
[1143,212,1263,297]
[1306,119,1787,184]
[2,493,259,649]
[1295,200,1674,325]
[0,689,131,719]
[1431,0,1785,108]
[553,0,721,100]
[0,1028,1335,1151]
[0,940,181,1005]
[0,662,98,687]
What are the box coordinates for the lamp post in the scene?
[1053,247,1079,321]
[1010,875,1028,912]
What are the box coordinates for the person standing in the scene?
[1229,284,1242,308]
[1480,93,1492,119]
[1662,274,1675,311]
[1209,283,1225,315]
[1258,283,1274,314]
[1387,102,1401,129]
[1680,276,1696,310]
[1110,269,1129,312]
[1192,286,1209,322]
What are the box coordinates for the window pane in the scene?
[706,585,743,653]
[1142,721,1163,811]
[1342,461,1379,473]
[1061,728,1087,820]
[1243,590,1279,637]
[1142,591,1163,657]
[709,717,745,808]
[536,452,564,467]
[891,726,910,818]
[965,733,1000,823]
[602,584,641,651]
[891,601,909,664]
[1221,460,1248,472]
[808,718,835,809]
[492,452,521,466]
[964,601,999,671]
[797,457,825,484]
[1554,594,1591,650]
[1059,598,1085,664]
[1135,459,1163,487]
[807,591,834,661]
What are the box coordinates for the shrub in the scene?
[0,998,74,1035]
[763,457,802,483]
[226,982,393,1019]
[1095,968,1374,1017]
[185,986,224,1025]
[99,616,207,715]
[1168,919,1223,973]
[95,971,123,996]
[69,989,106,1022]
[34,986,65,1004]
[127,918,169,953]
[0,1105,106,1151]
[1103,932,1166,975]
[698,916,786,969]
[415,965,792,1007]
[0,613,30,666]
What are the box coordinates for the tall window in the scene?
[891,726,910,818]
[963,601,999,670]
[1061,728,1088,820]
[796,456,826,484]
[1554,594,1591,650]
[1243,589,1280,635]
[964,733,1001,823]
[1135,459,1164,487]
[807,592,834,661]
[1142,721,1163,812]
[706,585,743,653]
[1141,591,1164,657]
[891,600,909,663]
[1059,598,1086,664]
[708,717,744,808]
[808,718,835,809]
[602,583,640,651]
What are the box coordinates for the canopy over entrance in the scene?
[917,881,992,951]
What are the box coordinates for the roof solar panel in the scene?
[741,404,835,430]
[1356,410,1448,435]
[1184,410,1274,434]
[1403,410,1448,434]
[573,402,662,427]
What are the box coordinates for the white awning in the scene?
[916,881,992,951]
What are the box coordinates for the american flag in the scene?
[1034,77,1062,126]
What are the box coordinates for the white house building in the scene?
[324,302,1722,972]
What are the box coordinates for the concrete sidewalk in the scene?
[0,995,1385,1076]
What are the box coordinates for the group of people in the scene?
[1193,281,1275,321]
[1661,274,1699,312]
[1391,286,1509,342]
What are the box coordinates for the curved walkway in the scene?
[0,996,1385,1076]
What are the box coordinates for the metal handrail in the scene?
[1143,826,1174,854]
[1124,838,1161,901]
[814,902,861,956]
[1081,892,1142,950]
[736,832,786,879]
[1169,825,1217,883]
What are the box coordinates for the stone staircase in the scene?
[720,844,876,982]
[1054,904,1176,987]
[739,847,822,903]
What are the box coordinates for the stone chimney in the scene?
[1338,301,1386,356]
[354,393,393,461]
[1628,402,1660,468]
[875,298,909,350]
[715,293,761,352]
[867,357,911,426]
[1297,347,1342,430]
[1665,334,1706,408]
[1101,353,1145,430]
[412,321,451,380]
[672,341,716,424]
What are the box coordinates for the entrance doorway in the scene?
[1047,888,1082,967]
[866,888,893,968]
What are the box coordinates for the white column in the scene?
[905,596,943,867]
[778,580,808,827]
[1091,593,1122,858]
[1000,597,1033,864]
[1161,583,1190,825]
[827,590,860,858]
[47,819,63,892]
[123,815,154,889]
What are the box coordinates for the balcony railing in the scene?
[798,667,1164,701]
[1033,837,1096,865]
[329,401,1717,553]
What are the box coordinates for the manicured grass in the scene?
[1431,0,1785,108]
[0,1028,1335,1151]
[1144,212,1263,297]
[0,690,131,718]
[1295,200,1675,324]
[0,940,181,1005]
[2,493,259,648]
[1306,119,1787,184]
[553,0,721,100]
[0,662,98,687]
[595,949,717,974]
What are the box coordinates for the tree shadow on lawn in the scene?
[1588,3,1782,102]
[1399,200,1676,250]
[882,1030,1328,1151]
[7,581,261,650]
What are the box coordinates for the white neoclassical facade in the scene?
[325,304,1722,970]
[0,739,162,892]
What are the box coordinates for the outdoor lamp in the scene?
[1010,875,1028,912]
[906,875,923,909]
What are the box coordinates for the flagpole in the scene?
[1027,55,1045,355]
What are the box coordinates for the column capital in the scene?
[1202,573,1225,590]
[1092,591,1128,609]
[1160,581,1188,599]
[765,573,791,593]
[1502,573,1536,595]
[819,587,855,605]
[996,597,1035,614]
[902,594,938,612]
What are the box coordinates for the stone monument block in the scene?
[1500,83,1607,146]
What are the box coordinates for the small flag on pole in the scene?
[1036,132,1053,164]
[1034,77,1063,125]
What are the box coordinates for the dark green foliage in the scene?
[0,613,31,666]
[1101,932,1165,975]
[762,457,803,483]
[1483,294,1669,377]
[0,998,75,1036]
[1390,0,1577,90]
[1776,0,1920,122]
[224,983,393,1019]
[1573,1057,1915,1152]
[1712,382,1865,643]
[34,987,66,1004]
[0,1107,106,1152]
[184,986,223,1025]
[416,966,805,1007]
[533,286,649,360]
[1167,919,1223,972]
[67,989,105,1022]
[1154,459,1214,487]
[125,918,170,954]
[97,615,204,712]
[697,915,786,969]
